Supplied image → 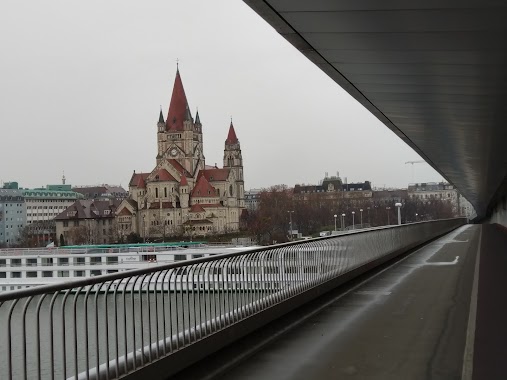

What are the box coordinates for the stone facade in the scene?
[116,68,245,239]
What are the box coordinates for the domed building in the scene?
[116,68,245,239]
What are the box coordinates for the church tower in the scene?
[156,109,166,165]
[223,121,245,207]
[161,67,204,175]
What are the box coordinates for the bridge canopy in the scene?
[245,0,507,219]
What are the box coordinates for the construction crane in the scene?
[405,160,426,183]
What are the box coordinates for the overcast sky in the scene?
[0,0,444,191]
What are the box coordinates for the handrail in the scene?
[0,218,466,380]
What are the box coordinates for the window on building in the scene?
[42,258,53,266]
[10,259,21,267]
[63,221,68,227]
[58,258,69,266]
[74,270,85,277]
[90,270,102,276]
[106,256,118,264]
[0,272,6,278]
[26,258,37,267]
[26,272,38,278]
[90,257,102,265]
[74,257,85,266]
[0,259,6,267]
[57,271,69,277]
[11,272,21,278]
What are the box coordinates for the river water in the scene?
[0,289,267,380]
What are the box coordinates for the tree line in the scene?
[241,185,455,245]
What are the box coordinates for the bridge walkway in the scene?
[174,224,507,380]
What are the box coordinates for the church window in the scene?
[164,187,167,197]
[155,188,159,198]
[229,185,233,196]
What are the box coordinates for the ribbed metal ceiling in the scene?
[245,0,507,219]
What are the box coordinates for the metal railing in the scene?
[0,219,465,380]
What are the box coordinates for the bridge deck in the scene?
[174,224,507,380]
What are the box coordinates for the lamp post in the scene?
[386,207,391,225]
[359,209,363,228]
[342,213,346,230]
[395,202,402,225]
[367,207,370,226]
[352,211,355,230]
[333,214,337,231]
[287,210,294,241]
[415,213,418,222]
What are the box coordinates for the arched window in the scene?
[155,188,159,198]
[229,185,233,196]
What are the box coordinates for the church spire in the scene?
[225,120,239,145]
[195,109,201,124]
[158,107,165,124]
[166,67,190,131]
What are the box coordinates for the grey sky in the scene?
[0,0,443,190]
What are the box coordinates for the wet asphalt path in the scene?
[206,225,480,380]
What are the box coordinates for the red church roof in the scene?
[166,69,191,131]
[129,172,149,188]
[190,204,206,213]
[156,168,176,182]
[225,121,239,145]
[118,207,132,216]
[168,159,192,177]
[200,168,230,182]
[180,175,188,186]
[191,175,218,197]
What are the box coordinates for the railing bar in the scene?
[6,299,19,380]
[112,280,121,379]
[83,286,93,380]
[94,283,105,379]
[103,280,115,380]
[186,266,192,344]
[73,287,84,380]
[21,297,33,380]
[48,292,59,380]
[122,276,133,375]
[35,294,48,380]
[153,270,164,359]
[138,274,148,367]
[146,272,154,363]
[61,289,73,380]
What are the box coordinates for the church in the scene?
[116,68,245,239]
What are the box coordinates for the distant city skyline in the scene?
[0,1,444,191]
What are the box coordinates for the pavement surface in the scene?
[175,225,483,380]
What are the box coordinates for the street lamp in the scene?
[415,213,418,222]
[333,214,337,231]
[386,207,391,225]
[287,210,294,241]
[359,209,363,228]
[342,213,346,230]
[352,211,355,230]
[395,202,402,225]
